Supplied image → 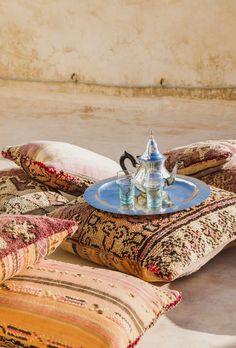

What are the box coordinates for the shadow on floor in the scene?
[167,248,236,336]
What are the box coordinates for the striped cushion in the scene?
[0,168,68,215]
[2,141,120,195]
[50,186,236,282]
[0,259,181,348]
[0,215,77,283]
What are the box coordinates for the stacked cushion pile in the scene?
[1,139,236,283]
[0,141,185,347]
[0,139,235,346]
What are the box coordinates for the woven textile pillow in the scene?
[201,161,236,193]
[0,168,68,215]
[164,139,235,178]
[0,215,77,283]
[50,186,236,282]
[0,259,181,348]
[2,141,120,195]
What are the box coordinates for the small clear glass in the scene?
[144,171,164,210]
[116,171,135,208]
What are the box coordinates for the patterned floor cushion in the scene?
[2,141,120,195]
[50,186,236,282]
[164,139,235,178]
[201,163,236,193]
[0,215,77,283]
[0,259,181,348]
[0,168,68,215]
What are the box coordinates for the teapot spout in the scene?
[165,162,178,186]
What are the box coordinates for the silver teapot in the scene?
[120,131,178,192]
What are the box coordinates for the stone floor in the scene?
[0,81,235,348]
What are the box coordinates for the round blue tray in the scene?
[84,175,210,215]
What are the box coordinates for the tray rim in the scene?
[84,175,211,216]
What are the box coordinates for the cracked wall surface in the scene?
[0,0,236,89]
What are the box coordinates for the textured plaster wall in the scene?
[0,0,236,88]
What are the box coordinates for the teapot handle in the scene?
[120,151,138,172]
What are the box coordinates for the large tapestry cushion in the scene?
[0,259,181,348]
[50,187,236,282]
[0,168,68,215]
[164,139,236,177]
[0,215,77,283]
[2,141,120,195]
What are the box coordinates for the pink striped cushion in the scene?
[0,259,181,348]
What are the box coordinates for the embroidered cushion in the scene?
[164,139,235,178]
[2,141,120,195]
[50,187,236,282]
[0,168,68,215]
[0,215,77,283]
[0,259,181,348]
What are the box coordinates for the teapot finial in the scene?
[139,130,165,162]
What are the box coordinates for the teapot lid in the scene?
[139,131,165,162]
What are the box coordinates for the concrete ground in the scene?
[0,81,235,348]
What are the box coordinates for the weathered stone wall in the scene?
[0,0,235,91]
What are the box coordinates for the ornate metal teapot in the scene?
[120,131,178,192]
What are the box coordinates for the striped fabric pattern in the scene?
[0,259,181,348]
[0,215,77,283]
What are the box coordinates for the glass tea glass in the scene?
[144,171,164,210]
[116,171,135,208]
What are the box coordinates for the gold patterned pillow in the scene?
[164,139,235,177]
[0,259,181,348]
[2,141,120,195]
[0,215,77,283]
[50,186,236,282]
[0,168,68,215]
